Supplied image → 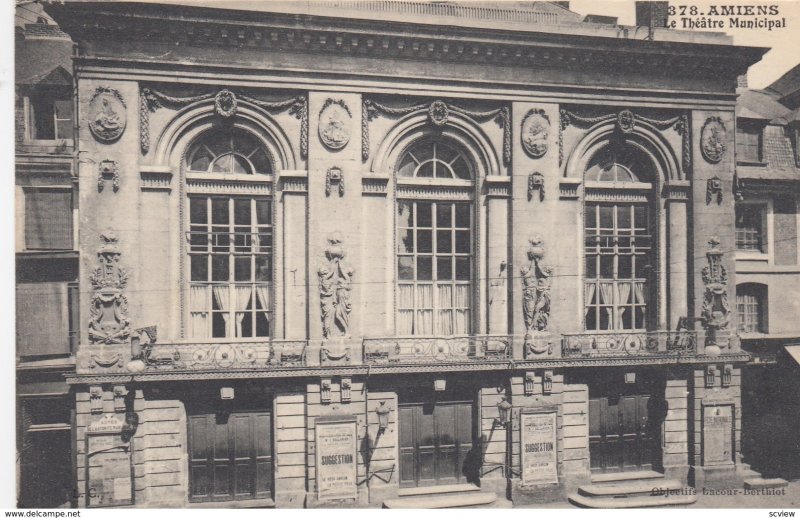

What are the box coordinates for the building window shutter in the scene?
[24,190,72,250]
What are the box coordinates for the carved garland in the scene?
[362,98,511,165]
[559,109,690,172]
[139,87,308,159]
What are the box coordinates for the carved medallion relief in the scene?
[318,98,352,150]
[701,117,727,163]
[521,109,550,158]
[89,87,127,143]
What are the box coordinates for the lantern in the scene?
[496,397,512,428]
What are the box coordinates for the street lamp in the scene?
[376,401,391,433]
[495,397,512,428]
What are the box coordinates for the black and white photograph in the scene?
[7,0,800,511]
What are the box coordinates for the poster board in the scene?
[702,403,734,466]
[519,408,559,485]
[85,414,135,507]
[315,415,358,502]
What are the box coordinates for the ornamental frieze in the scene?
[559,108,690,171]
[88,87,127,143]
[362,97,511,165]
[139,86,308,158]
[318,98,352,150]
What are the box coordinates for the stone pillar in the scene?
[485,178,510,335]
[666,183,690,329]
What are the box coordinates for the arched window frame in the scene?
[393,136,478,337]
[583,142,659,333]
[183,126,277,341]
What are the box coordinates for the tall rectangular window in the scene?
[24,189,72,250]
[188,196,272,339]
[736,124,761,163]
[397,200,471,335]
[584,203,652,330]
[737,285,766,333]
[735,203,767,252]
[29,94,73,141]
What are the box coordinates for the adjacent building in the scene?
[735,66,800,482]
[14,3,78,508]
[38,0,780,508]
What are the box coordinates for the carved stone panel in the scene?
[701,237,730,353]
[89,87,127,143]
[88,231,131,344]
[521,236,553,356]
[700,117,727,163]
[521,109,550,158]
[318,233,354,339]
[318,98,352,150]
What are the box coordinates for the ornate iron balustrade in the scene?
[362,335,512,364]
[77,340,308,374]
[561,330,697,357]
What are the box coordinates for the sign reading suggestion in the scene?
[520,410,558,484]
[703,404,733,465]
[315,417,358,502]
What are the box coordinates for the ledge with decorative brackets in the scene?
[276,169,308,193]
[140,165,174,192]
[484,176,511,199]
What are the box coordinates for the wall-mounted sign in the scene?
[703,403,734,465]
[520,409,558,485]
[315,416,358,502]
[85,415,134,507]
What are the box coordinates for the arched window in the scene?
[584,143,656,331]
[395,139,474,336]
[396,140,472,180]
[186,129,274,339]
[737,283,767,333]
[187,128,273,175]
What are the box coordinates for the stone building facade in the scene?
[735,67,800,482]
[15,4,78,508]
[46,0,770,508]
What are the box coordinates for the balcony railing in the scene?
[562,330,697,357]
[362,335,512,364]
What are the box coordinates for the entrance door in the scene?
[399,401,473,488]
[588,377,663,474]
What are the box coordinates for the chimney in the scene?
[635,1,669,28]
[737,74,748,89]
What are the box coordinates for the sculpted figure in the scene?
[318,233,355,338]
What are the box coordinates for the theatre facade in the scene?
[47,1,768,508]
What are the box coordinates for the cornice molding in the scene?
[50,4,764,81]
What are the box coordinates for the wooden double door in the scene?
[588,375,665,473]
[399,398,475,488]
[188,409,273,503]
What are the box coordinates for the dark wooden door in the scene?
[589,393,656,473]
[188,410,272,502]
[399,401,473,488]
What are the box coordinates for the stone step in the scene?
[744,478,789,490]
[397,483,480,497]
[739,469,762,479]
[568,492,698,509]
[578,478,682,498]
[383,491,497,509]
[591,470,664,484]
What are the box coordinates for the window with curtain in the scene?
[737,284,767,333]
[735,202,767,252]
[396,139,473,336]
[584,144,655,331]
[186,130,274,339]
